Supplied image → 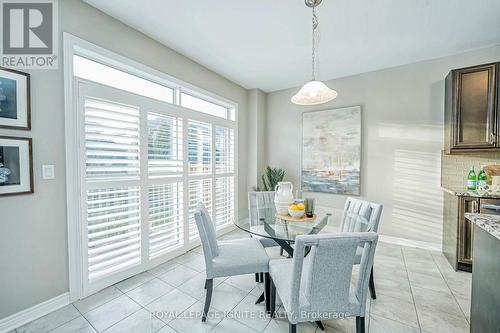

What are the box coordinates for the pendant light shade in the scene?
[291,0,337,106]
[291,80,338,105]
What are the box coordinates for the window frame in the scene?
[64,33,238,301]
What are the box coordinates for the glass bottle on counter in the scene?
[477,165,487,191]
[467,166,477,191]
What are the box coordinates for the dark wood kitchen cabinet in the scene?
[444,62,499,153]
[443,192,476,272]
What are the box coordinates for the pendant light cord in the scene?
[311,6,319,81]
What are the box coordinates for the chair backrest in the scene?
[288,232,378,320]
[248,191,276,224]
[194,202,219,263]
[342,197,383,232]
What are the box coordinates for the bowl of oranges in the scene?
[288,203,305,218]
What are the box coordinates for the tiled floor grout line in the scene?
[149,274,259,333]
[102,292,151,332]
[38,304,84,333]
[213,281,258,332]
[260,305,294,333]
[147,287,198,330]
[369,247,422,331]
[429,253,470,324]
[213,282,256,332]
[75,286,125,316]
[79,275,176,333]
[14,239,471,333]
[40,286,127,333]
[71,303,99,333]
[229,286,271,333]
[400,247,424,333]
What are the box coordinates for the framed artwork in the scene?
[0,136,33,196]
[0,67,31,130]
[301,105,361,195]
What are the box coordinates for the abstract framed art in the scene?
[0,136,34,196]
[0,67,31,130]
[301,105,361,195]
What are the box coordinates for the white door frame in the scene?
[63,33,238,301]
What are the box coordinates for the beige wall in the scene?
[265,45,500,250]
[0,0,248,319]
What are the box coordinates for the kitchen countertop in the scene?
[465,213,500,241]
[441,186,500,198]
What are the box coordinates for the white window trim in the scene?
[63,33,238,301]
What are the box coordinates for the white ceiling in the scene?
[84,0,500,92]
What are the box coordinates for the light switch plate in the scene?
[42,165,55,180]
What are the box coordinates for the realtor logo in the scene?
[0,0,58,69]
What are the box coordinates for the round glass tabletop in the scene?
[235,206,372,243]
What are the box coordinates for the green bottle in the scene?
[477,166,487,190]
[467,166,477,191]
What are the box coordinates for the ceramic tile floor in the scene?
[13,229,471,333]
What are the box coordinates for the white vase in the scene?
[274,181,294,214]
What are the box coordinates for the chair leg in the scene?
[289,323,296,333]
[369,267,376,300]
[356,316,365,333]
[255,292,265,304]
[316,321,325,330]
[255,273,260,283]
[264,272,271,313]
[204,280,207,289]
[280,247,284,256]
[260,272,264,282]
[202,279,213,322]
[270,276,276,318]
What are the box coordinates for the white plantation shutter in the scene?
[75,70,236,296]
[86,187,141,281]
[148,113,183,178]
[188,179,212,239]
[84,93,142,284]
[85,98,140,178]
[214,126,235,228]
[215,176,235,228]
[147,112,184,258]
[148,183,184,258]
[188,120,212,175]
[215,126,234,174]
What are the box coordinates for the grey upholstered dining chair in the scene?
[248,191,279,248]
[194,202,270,321]
[342,197,383,299]
[269,232,379,333]
[248,191,283,282]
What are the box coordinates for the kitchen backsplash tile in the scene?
[441,151,500,190]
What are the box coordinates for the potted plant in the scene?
[258,166,285,191]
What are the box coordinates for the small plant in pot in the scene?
[258,166,285,191]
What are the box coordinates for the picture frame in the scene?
[0,136,33,196]
[301,105,361,195]
[0,66,31,130]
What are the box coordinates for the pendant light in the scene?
[291,0,338,106]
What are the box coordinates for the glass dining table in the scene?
[234,206,373,313]
[235,206,373,257]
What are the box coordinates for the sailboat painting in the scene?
[301,106,361,195]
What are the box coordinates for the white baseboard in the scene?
[379,234,442,252]
[0,292,70,333]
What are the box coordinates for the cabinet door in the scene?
[453,63,497,149]
[458,197,478,265]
